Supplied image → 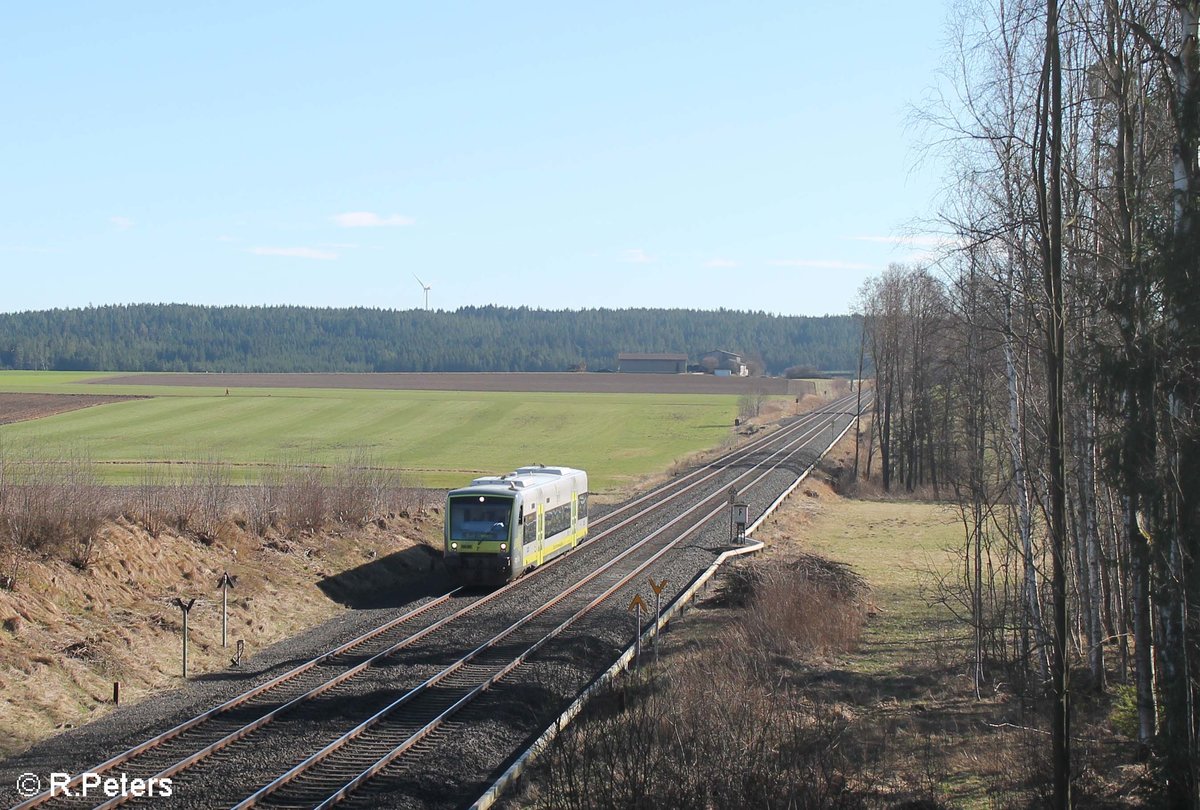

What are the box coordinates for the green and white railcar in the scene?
[443,465,589,585]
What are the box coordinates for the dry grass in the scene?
[518,415,1153,809]
[539,488,984,809]
[718,555,868,656]
[0,451,442,759]
[526,581,880,810]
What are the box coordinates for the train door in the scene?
[521,503,538,572]
[536,503,545,566]
[570,492,578,545]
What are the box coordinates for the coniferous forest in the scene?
[0,304,861,375]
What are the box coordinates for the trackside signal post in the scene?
[727,487,740,544]
[218,572,237,648]
[732,501,748,545]
[649,577,668,664]
[628,593,647,666]
[173,597,196,678]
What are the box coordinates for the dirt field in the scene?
[0,393,144,425]
[95,372,844,397]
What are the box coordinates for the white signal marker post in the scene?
[728,486,742,544]
[628,593,648,667]
[217,572,237,648]
[649,577,668,665]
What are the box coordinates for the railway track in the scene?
[7,392,868,810]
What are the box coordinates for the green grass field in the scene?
[0,372,739,491]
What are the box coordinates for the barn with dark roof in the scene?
[615,352,688,374]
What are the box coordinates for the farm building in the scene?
[616,352,688,374]
[700,350,748,376]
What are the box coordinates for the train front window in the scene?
[448,495,514,542]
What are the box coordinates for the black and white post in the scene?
[727,486,739,544]
[649,576,668,666]
[217,572,237,648]
[173,597,197,679]
[628,592,647,668]
[634,601,642,666]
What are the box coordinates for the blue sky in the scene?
[1,2,949,317]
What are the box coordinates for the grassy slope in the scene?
[796,498,964,673]
[756,489,1146,807]
[0,372,737,491]
[765,493,1018,807]
[0,511,445,758]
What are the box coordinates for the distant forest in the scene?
[0,304,863,375]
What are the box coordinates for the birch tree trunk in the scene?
[1037,1,1072,803]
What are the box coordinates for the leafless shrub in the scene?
[387,480,426,518]
[125,457,232,541]
[529,556,884,808]
[715,557,869,657]
[738,385,768,421]
[279,463,329,536]
[0,449,109,567]
[130,463,168,536]
[162,469,203,533]
[328,451,396,527]
[243,455,423,537]
[240,464,284,537]
[537,657,872,809]
[194,457,232,539]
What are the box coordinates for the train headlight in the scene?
[500,543,507,551]
[450,542,458,550]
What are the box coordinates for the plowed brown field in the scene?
[95,372,833,396]
[0,393,143,425]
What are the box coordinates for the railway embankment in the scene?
[510,476,1151,809]
[0,501,443,760]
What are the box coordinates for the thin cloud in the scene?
[0,245,62,253]
[850,234,961,266]
[849,234,950,248]
[110,216,135,230]
[332,211,415,228]
[769,259,879,271]
[620,248,653,264]
[249,246,338,260]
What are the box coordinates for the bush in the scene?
[537,658,870,809]
[0,449,108,565]
[718,556,869,656]
[1,446,423,565]
[532,556,876,809]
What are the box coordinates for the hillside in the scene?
[0,305,861,375]
[0,508,443,758]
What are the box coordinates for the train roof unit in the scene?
[452,464,587,497]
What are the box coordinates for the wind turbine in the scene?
[413,274,431,310]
